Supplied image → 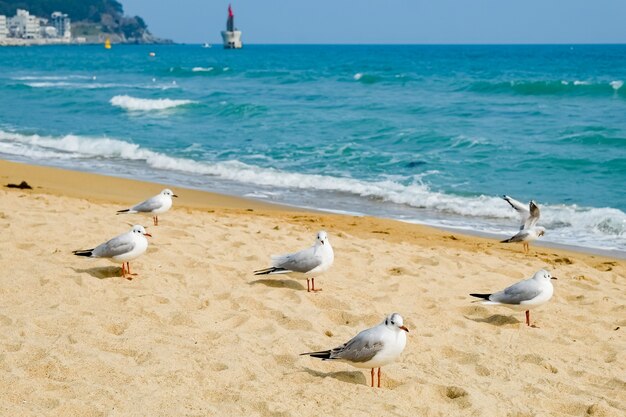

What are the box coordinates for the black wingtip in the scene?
[300,350,332,359]
[469,293,491,300]
[253,267,288,275]
[500,238,512,243]
[72,250,93,257]
[116,209,130,214]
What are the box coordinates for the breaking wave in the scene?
[110,95,195,111]
[1,129,624,251]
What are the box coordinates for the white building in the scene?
[0,16,7,39]
[10,9,40,39]
[51,11,71,40]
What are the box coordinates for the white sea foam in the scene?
[1,129,625,250]
[610,80,624,90]
[573,80,590,86]
[109,95,195,111]
[192,67,214,72]
[353,73,363,81]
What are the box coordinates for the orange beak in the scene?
[400,325,409,332]
[144,233,152,237]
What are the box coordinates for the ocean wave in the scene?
[21,81,177,90]
[110,95,195,111]
[165,66,229,77]
[464,80,625,96]
[353,73,382,84]
[1,129,625,248]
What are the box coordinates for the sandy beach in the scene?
[0,159,624,417]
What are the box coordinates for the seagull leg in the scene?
[378,368,382,388]
[310,277,322,292]
[127,262,138,277]
[306,278,311,292]
[370,368,375,387]
[525,310,530,326]
[121,263,126,277]
[153,216,158,226]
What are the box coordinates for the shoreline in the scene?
[1,158,623,262]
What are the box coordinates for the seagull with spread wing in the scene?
[501,195,545,253]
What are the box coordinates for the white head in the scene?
[536,226,546,237]
[383,313,409,332]
[532,269,557,281]
[131,225,152,237]
[161,189,178,198]
[316,230,330,246]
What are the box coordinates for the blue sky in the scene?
[122,0,626,44]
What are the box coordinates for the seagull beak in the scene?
[551,276,558,280]
[144,233,152,237]
[400,325,409,332]
[173,194,178,198]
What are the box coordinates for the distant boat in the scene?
[104,38,111,49]
[202,42,212,48]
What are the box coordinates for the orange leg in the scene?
[310,278,322,292]
[121,263,126,277]
[525,310,530,326]
[378,368,382,388]
[370,368,375,387]
[153,215,159,226]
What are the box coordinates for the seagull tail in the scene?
[469,293,492,300]
[253,267,289,275]
[500,237,513,243]
[116,209,130,215]
[300,350,332,360]
[72,249,94,257]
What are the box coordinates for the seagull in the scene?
[116,189,178,226]
[73,225,151,279]
[501,195,545,253]
[470,269,557,327]
[254,230,334,292]
[301,313,409,388]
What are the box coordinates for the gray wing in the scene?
[523,201,540,230]
[492,279,541,304]
[131,195,163,213]
[92,233,135,258]
[503,195,530,230]
[272,246,322,273]
[330,328,384,363]
[504,230,531,243]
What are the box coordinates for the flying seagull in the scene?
[501,195,545,253]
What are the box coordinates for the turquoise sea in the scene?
[1,44,625,253]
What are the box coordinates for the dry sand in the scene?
[0,159,624,417]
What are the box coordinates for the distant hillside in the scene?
[0,0,171,43]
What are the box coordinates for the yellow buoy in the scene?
[104,38,111,49]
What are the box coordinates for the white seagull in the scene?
[301,313,409,388]
[73,225,151,279]
[254,230,334,292]
[117,189,178,226]
[470,269,557,327]
[501,195,545,253]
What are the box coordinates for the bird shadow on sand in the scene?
[72,267,123,280]
[249,278,305,291]
[302,366,366,386]
[464,314,520,326]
